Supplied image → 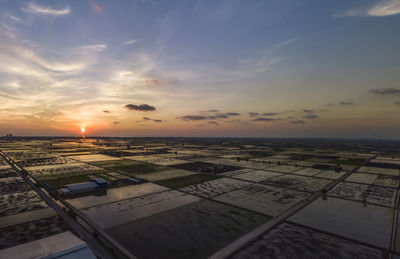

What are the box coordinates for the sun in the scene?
[81,127,85,133]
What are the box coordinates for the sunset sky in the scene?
[0,0,399,138]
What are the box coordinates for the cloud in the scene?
[23,2,71,16]
[252,118,282,122]
[145,79,162,86]
[125,104,156,111]
[369,88,400,95]
[227,112,241,116]
[103,110,110,113]
[208,121,220,126]
[77,44,107,52]
[303,114,318,119]
[290,120,305,124]
[206,109,219,112]
[113,121,120,125]
[340,101,354,105]
[248,112,259,117]
[394,101,400,105]
[123,40,137,46]
[368,0,400,16]
[209,113,228,119]
[338,0,400,17]
[262,112,279,116]
[180,112,233,121]
[142,116,163,122]
[89,1,103,14]
[303,109,314,113]
[180,115,208,121]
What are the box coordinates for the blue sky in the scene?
[0,0,399,138]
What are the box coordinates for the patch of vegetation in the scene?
[36,169,106,181]
[155,174,220,189]
[41,175,92,189]
[91,159,167,175]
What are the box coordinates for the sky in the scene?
[0,0,399,138]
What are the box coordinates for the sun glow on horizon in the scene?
[81,127,85,133]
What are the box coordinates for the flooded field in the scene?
[106,200,270,259]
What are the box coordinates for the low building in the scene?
[60,178,108,195]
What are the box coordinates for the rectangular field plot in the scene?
[358,166,399,176]
[147,157,192,166]
[133,169,195,182]
[233,222,386,259]
[90,159,167,176]
[293,167,322,176]
[288,197,394,249]
[345,172,378,184]
[172,162,241,175]
[373,175,400,188]
[213,184,310,217]
[155,174,220,189]
[67,183,168,209]
[232,170,282,182]
[265,165,301,173]
[261,174,332,192]
[25,163,101,176]
[219,168,254,177]
[82,190,201,228]
[0,201,48,218]
[0,180,31,194]
[328,182,397,207]
[0,190,42,209]
[0,207,55,228]
[105,200,270,259]
[180,178,251,198]
[67,154,122,163]
[18,156,76,167]
[0,216,67,250]
[314,170,346,179]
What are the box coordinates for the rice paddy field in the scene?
[1,138,400,258]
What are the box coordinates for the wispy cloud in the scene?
[23,2,71,16]
[262,112,279,116]
[369,87,400,95]
[303,114,318,119]
[179,113,229,121]
[77,44,107,52]
[208,121,220,126]
[123,40,137,46]
[180,115,207,121]
[142,117,163,122]
[337,0,400,17]
[248,112,259,117]
[252,118,282,122]
[89,1,103,14]
[290,120,305,124]
[303,109,314,113]
[340,101,354,106]
[227,112,241,116]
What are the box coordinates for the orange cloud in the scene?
[89,1,103,14]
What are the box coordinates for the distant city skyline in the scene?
[0,0,399,138]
